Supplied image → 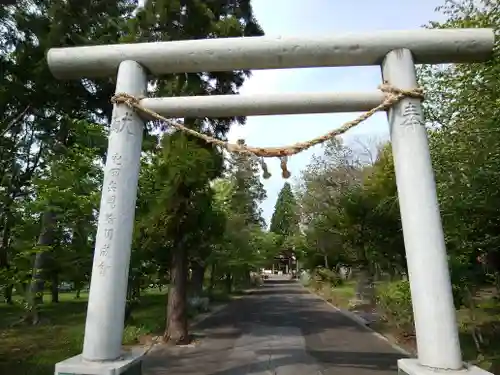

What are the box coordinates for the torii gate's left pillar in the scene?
[55,60,147,375]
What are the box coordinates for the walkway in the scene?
[143,276,405,375]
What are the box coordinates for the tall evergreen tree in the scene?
[126,3,264,344]
[211,143,268,293]
[270,182,299,237]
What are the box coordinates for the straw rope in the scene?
[111,83,424,179]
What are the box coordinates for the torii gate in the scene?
[47,29,494,375]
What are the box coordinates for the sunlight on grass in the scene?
[0,286,236,375]
[0,290,166,375]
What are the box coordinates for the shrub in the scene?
[315,266,344,287]
[376,280,414,336]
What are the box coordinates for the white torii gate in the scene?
[48,29,494,375]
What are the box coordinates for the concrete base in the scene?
[55,348,144,375]
[398,359,493,375]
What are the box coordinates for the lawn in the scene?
[308,279,357,308]
[0,285,239,375]
[0,290,166,375]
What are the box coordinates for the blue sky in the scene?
[227,0,447,225]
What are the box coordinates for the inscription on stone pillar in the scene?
[400,101,424,133]
[95,152,123,277]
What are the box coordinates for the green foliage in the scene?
[297,138,405,274]
[313,266,344,287]
[226,141,267,227]
[270,182,299,237]
[297,3,500,368]
[209,150,272,288]
[0,0,265,335]
[376,280,414,336]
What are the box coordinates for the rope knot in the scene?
[111,92,143,106]
[379,83,425,101]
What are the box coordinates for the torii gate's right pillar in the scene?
[382,49,488,375]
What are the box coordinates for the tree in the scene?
[294,2,500,360]
[130,0,266,342]
[1,0,129,311]
[297,139,363,269]
[139,133,222,343]
[210,176,271,292]
[227,140,267,227]
[212,143,267,292]
[270,182,299,238]
[0,0,265,332]
[418,0,500,312]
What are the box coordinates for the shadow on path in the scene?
[143,277,405,375]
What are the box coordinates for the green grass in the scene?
[308,279,357,308]
[327,281,357,307]
[0,290,166,375]
[0,285,240,375]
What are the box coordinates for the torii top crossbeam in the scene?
[47,28,494,79]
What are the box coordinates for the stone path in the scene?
[143,276,405,375]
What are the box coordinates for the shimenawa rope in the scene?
[111,83,424,179]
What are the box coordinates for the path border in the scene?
[301,282,414,357]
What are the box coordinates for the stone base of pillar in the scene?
[398,359,493,375]
[55,347,144,375]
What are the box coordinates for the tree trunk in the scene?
[125,280,134,323]
[323,254,329,269]
[75,288,81,299]
[208,262,216,299]
[50,272,59,303]
[243,266,251,285]
[190,262,205,297]
[225,272,232,294]
[28,210,56,321]
[164,244,189,345]
[0,208,14,304]
[124,277,141,324]
[4,284,13,304]
[355,269,375,304]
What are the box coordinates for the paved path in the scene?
[143,277,405,375]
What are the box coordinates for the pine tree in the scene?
[270,182,299,237]
[127,2,264,344]
[213,142,267,292]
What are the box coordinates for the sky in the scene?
[226,0,447,226]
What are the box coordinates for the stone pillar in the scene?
[55,60,147,375]
[381,49,462,370]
